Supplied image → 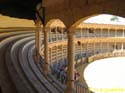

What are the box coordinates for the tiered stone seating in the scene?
[1,25,125,93]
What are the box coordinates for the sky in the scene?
[84,14,125,25]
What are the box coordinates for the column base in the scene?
[35,55,40,63]
[43,63,50,75]
[64,87,76,93]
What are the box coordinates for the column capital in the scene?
[67,27,76,35]
[43,27,50,32]
[36,26,42,31]
[35,18,43,31]
[69,27,76,32]
[35,21,42,26]
[36,3,42,11]
[35,13,42,25]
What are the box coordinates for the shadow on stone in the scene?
[0,86,2,93]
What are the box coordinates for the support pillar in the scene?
[87,28,89,38]
[65,28,75,93]
[123,30,125,37]
[121,42,123,51]
[86,42,88,57]
[80,28,82,62]
[81,28,82,38]
[93,42,95,55]
[61,28,64,40]
[55,27,58,41]
[108,29,110,37]
[43,27,49,74]
[56,46,58,64]
[114,42,116,52]
[49,29,51,42]
[101,29,102,38]
[101,40,102,54]
[115,29,117,38]
[50,48,52,65]
[61,45,64,63]
[108,42,109,52]
[35,16,42,63]
[80,43,82,62]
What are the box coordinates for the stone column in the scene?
[55,27,58,41]
[107,42,109,57]
[115,41,117,51]
[87,28,89,38]
[115,29,117,37]
[43,27,49,74]
[80,43,82,62]
[108,29,110,37]
[80,28,82,62]
[61,45,63,63]
[86,42,88,57]
[101,40,102,54]
[61,28,64,40]
[56,46,58,64]
[122,29,124,37]
[93,42,95,55]
[101,29,102,38]
[49,29,51,43]
[81,28,82,39]
[65,28,75,93]
[50,48,52,65]
[121,42,123,51]
[35,17,42,63]
[94,29,95,38]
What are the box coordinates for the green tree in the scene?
[110,16,119,22]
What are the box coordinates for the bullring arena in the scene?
[1,0,125,93]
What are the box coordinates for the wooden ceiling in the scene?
[0,0,41,19]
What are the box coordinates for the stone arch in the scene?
[68,14,125,89]
[71,14,100,28]
[42,0,125,27]
[45,19,66,28]
[71,14,125,29]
